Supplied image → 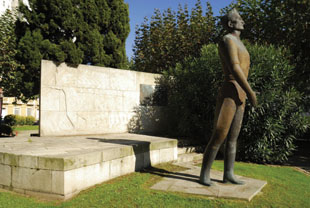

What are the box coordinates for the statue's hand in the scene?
[248,91,257,107]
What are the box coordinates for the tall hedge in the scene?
[157,43,308,164]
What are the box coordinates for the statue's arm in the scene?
[224,37,257,106]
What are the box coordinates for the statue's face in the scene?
[228,13,244,31]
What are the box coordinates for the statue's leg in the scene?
[223,104,245,184]
[200,97,237,186]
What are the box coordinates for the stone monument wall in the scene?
[40,60,161,136]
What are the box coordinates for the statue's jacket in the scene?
[218,34,250,105]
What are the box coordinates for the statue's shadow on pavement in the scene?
[142,166,199,183]
[143,167,223,184]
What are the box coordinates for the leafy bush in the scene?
[4,115,17,127]
[238,44,309,163]
[156,43,308,164]
[156,44,222,139]
[15,115,26,126]
[25,116,36,125]
[3,115,36,126]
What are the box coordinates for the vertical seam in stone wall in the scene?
[61,89,75,129]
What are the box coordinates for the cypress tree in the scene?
[0,10,22,97]
[15,0,130,99]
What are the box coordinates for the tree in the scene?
[0,10,23,97]
[228,0,310,110]
[132,0,216,73]
[16,0,130,99]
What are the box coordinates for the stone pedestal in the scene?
[0,133,177,200]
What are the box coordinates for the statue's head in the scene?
[221,8,244,32]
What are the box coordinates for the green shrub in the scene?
[4,114,17,127]
[155,44,222,139]
[15,115,26,126]
[238,44,309,163]
[156,43,308,164]
[3,115,37,126]
[25,116,36,125]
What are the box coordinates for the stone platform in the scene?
[151,162,267,201]
[0,133,177,200]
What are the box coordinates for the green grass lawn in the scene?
[0,161,309,208]
[13,125,39,131]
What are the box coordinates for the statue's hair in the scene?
[221,8,240,31]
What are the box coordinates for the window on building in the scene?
[27,108,32,116]
[36,109,39,120]
[14,107,21,115]
[3,1,5,7]
[1,108,7,118]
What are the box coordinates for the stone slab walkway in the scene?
[151,162,267,201]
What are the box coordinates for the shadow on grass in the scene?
[286,140,310,173]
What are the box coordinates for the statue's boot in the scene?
[200,143,220,186]
[223,107,245,185]
[223,150,244,184]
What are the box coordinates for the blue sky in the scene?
[124,0,234,59]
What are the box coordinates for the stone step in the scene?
[177,147,197,155]
[0,133,177,200]
[176,152,203,163]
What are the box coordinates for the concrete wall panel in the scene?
[40,60,160,136]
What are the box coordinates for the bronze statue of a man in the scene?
[200,9,257,186]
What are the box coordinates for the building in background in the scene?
[2,97,39,120]
[0,0,28,16]
[1,0,17,15]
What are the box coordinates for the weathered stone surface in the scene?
[110,69,137,91]
[52,170,64,195]
[63,161,110,195]
[102,146,132,162]
[150,150,160,166]
[150,140,178,151]
[160,148,176,163]
[38,157,64,170]
[136,71,160,90]
[0,164,11,186]
[120,155,136,175]
[40,60,161,136]
[18,155,38,168]
[40,60,56,86]
[12,167,52,193]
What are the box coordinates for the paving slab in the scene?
[151,162,267,201]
